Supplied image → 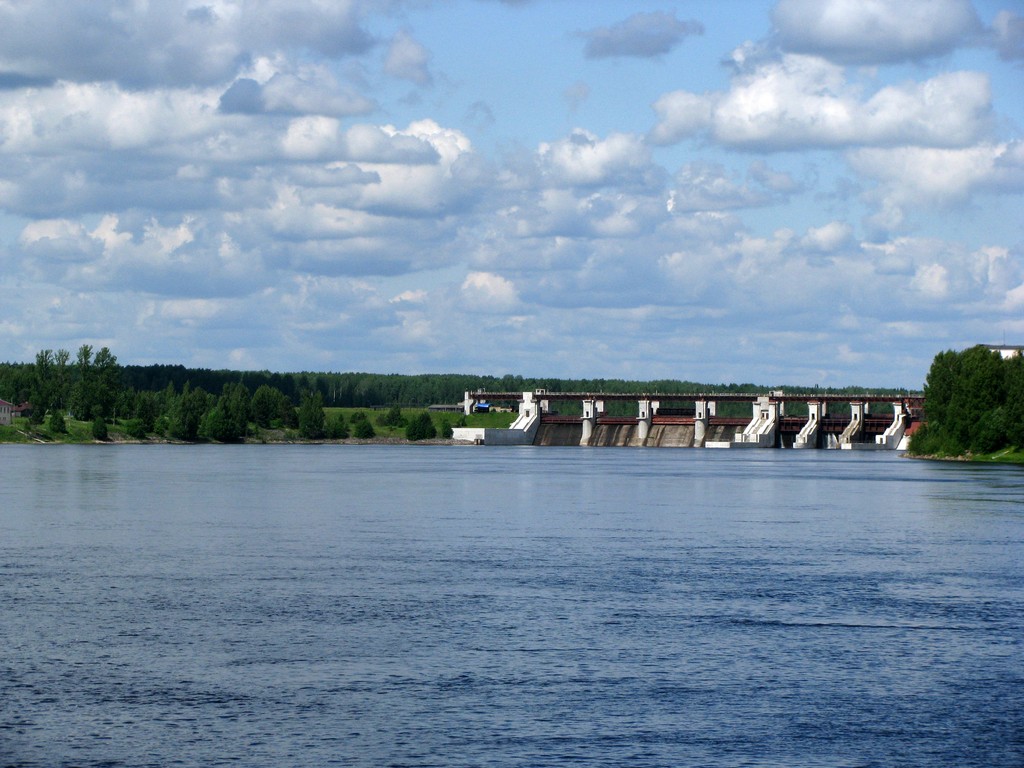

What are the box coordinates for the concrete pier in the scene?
[794,401,826,449]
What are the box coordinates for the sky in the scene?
[0,0,1022,388]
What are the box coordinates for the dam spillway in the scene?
[453,390,923,450]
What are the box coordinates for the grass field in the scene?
[0,407,518,444]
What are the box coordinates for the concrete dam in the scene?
[453,390,923,450]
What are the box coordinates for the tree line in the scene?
[909,346,1024,456]
[1,344,919,442]
[0,345,459,442]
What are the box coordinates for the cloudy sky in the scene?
[1,0,1022,387]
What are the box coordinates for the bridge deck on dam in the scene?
[467,391,923,406]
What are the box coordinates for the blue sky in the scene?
[0,0,1022,388]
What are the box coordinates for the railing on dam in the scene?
[466,390,923,406]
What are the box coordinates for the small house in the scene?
[0,399,12,426]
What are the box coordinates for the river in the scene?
[1,445,1022,767]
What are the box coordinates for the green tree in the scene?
[91,415,108,441]
[48,410,67,434]
[199,406,232,442]
[948,346,1006,453]
[53,348,71,413]
[1006,355,1024,449]
[219,382,251,440]
[326,412,348,439]
[70,344,94,419]
[378,404,406,428]
[30,349,55,424]
[169,383,209,441]
[123,418,147,440]
[134,390,160,432]
[297,390,326,439]
[251,384,282,428]
[351,412,375,439]
[405,411,436,441]
[93,347,123,420]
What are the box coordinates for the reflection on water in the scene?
[1,446,1022,767]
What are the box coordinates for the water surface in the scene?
[2,446,1022,766]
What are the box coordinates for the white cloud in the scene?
[0,81,220,154]
[667,162,773,212]
[711,57,990,150]
[0,0,1019,386]
[649,90,714,145]
[384,29,433,86]
[800,221,853,253]
[849,142,1024,211]
[0,0,376,88]
[651,57,992,150]
[772,0,982,64]
[910,263,949,299]
[460,271,520,312]
[281,116,343,160]
[537,129,654,187]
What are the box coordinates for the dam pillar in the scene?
[794,401,826,449]
[581,399,597,445]
[463,391,474,416]
[840,401,867,448]
[637,400,652,441]
[694,400,712,447]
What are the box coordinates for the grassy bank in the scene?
[0,409,517,445]
[908,446,1024,465]
[967,447,1024,464]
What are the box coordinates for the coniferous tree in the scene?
[297,390,326,439]
[350,411,375,439]
[405,412,436,441]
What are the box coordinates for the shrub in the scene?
[91,416,108,441]
[326,413,348,439]
[48,411,67,434]
[352,416,376,439]
[405,412,437,441]
[123,418,147,440]
[377,404,406,428]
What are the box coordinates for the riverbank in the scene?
[907,447,1024,465]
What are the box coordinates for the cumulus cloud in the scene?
[651,55,992,150]
[460,271,520,312]
[648,90,714,145]
[772,0,982,64]
[849,142,1024,209]
[0,0,1019,385]
[800,221,854,253]
[537,129,656,188]
[667,162,777,213]
[0,0,377,88]
[579,11,703,59]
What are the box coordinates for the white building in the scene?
[988,345,1024,360]
[0,399,12,426]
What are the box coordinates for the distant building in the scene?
[0,399,12,426]
[987,345,1024,359]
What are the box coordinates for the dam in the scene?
[452,390,924,450]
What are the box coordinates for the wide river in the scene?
[1,445,1022,767]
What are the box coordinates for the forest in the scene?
[1,344,916,443]
[909,346,1024,458]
